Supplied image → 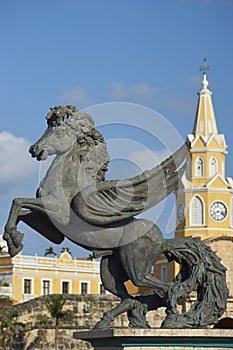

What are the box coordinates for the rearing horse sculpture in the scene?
[4,105,228,328]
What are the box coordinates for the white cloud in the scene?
[108,82,159,102]
[59,86,92,108]
[129,148,170,171]
[106,81,195,115]
[0,132,38,193]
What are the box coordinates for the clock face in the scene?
[209,201,227,222]
[177,203,185,223]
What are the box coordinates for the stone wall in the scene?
[205,237,233,297]
[4,294,166,350]
[3,293,233,349]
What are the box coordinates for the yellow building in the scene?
[0,235,106,304]
[156,66,233,282]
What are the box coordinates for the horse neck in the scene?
[61,143,82,197]
[44,152,68,181]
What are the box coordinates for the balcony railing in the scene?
[0,286,11,297]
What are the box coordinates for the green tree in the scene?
[44,247,56,257]
[87,252,95,261]
[61,247,72,255]
[0,245,6,253]
[0,310,24,350]
[45,295,68,350]
[0,295,11,308]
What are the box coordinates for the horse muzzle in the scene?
[29,144,48,161]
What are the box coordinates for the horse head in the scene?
[29,122,76,160]
[30,105,110,187]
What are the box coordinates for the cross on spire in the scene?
[199,57,210,76]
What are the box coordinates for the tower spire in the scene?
[192,58,218,139]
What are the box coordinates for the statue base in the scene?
[73,328,233,349]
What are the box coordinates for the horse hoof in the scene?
[3,230,24,248]
[9,244,23,257]
[12,231,24,248]
[93,319,111,330]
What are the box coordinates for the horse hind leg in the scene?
[94,255,149,329]
[119,222,168,296]
[94,255,131,329]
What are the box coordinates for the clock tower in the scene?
[175,61,233,252]
[154,62,233,316]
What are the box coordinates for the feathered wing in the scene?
[73,143,188,226]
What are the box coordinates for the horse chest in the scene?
[39,156,65,195]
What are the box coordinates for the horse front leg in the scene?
[4,197,46,256]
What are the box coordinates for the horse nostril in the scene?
[29,144,38,155]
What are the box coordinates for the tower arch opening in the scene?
[195,157,204,177]
[190,195,204,226]
[209,156,218,177]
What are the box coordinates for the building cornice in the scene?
[189,148,227,155]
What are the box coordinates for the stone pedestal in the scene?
[73,328,233,349]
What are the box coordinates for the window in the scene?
[24,279,32,294]
[62,281,69,294]
[42,280,50,295]
[99,284,106,295]
[210,157,218,176]
[190,195,204,226]
[81,282,88,295]
[161,267,167,283]
[195,157,204,177]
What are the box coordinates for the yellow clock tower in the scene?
[176,62,233,250]
[155,63,233,319]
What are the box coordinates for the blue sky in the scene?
[0,0,233,257]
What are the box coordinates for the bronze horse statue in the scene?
[4,106,228,328]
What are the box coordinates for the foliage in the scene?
[0,295,12,308]
[61,247,72,255]
[0,245,6,253]
[0,309,25,350]
[34,295,76,349]
[87,252,95,261]
[45,295,71,350]
[2,281,9,287]
[45,295,67,321]
[44,246,56,257]
[34,313,50,323]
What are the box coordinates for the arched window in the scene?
[161,266,167,283]
[195,157,204,177]
[210,157,218,176]
[190,195,204,226]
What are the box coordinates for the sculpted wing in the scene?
[73,143,188,226]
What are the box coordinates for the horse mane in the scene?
[46,105,110,184]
